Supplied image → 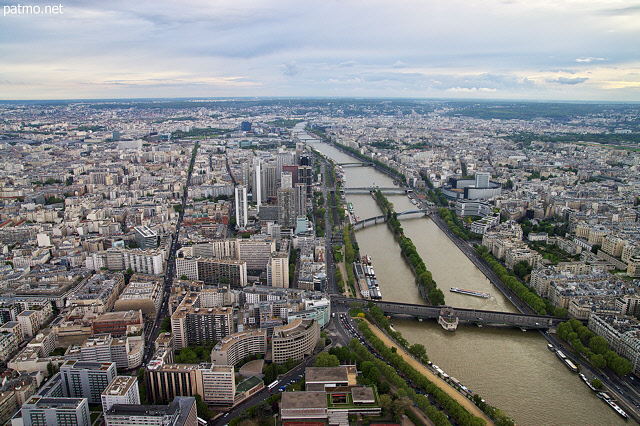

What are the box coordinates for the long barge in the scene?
[556,350,578,372]
[449,287,491,299]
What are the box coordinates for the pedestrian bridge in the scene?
[353,209,431,230]
[332,297,561,331]
[343,187,410,194]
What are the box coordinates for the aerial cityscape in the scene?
[2,1,640,426]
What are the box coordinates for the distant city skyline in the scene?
[1,0,639,101]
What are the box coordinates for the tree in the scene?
[180,275,188,281]
[590,353,606,368]
[194,394,212,419]
[392,396,412,416]
[589,336,609,355]
[409,343,427,360]
[379,394,392,412]
[591,379,603,389]
[126,267,134,275]
[160,316,172,333]
[314,352,340,367]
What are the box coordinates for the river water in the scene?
[302,131,628,426]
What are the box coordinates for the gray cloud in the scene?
[281,62,301,77]
[549,77,589,85]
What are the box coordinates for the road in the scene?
[142,144,198,365]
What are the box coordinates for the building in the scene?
[145,360,235,406]
[101,376,140,412]
[59,360,117,404]
[91,310,144,336]
[171,294,233,350]
[20,397,90,426]
[122,248,165,276]
[271,318,319,364]
[114,275,163,318]
[68,333,144,370]
[475,172,491,188]
[17,310,40,338]
[210,329,267,366]
[196,258,247,287]
[267,252,289,288]
[277,187,297,228]
[235,185,248,228]
[103,396,197,426]
[134,225,158,250]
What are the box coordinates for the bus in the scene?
[268,380,279,390]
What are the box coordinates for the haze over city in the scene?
[1,0,640,101]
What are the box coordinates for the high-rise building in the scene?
[171,295,233,350]
[241,121,252,132]
[475,172,490,189]
[21,397,90,426]
[264,165,278,200]
[277,188,296,229]
[268,252,290,288]
[253,158,262,207]
[235,185,248,228]
[281,171,293,189]
[59,360,117,404]
[295,183,307,217]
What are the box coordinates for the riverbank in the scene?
[363,318,495,425]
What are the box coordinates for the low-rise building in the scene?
[103,396,197,426]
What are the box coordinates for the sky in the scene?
[1,0,640,101]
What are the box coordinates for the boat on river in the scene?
[450,287,491,298]
[598,393,628,419]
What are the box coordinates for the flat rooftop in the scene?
[305,367,349,384]
[281,391,327,410]
[102,376,137,397]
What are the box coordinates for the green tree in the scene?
[379,394,392,412]
[589,336,609,355]
[126,267,134,275]
[160,316,171,333]
[314,352,340,367]
[591,379,603,389]
[590,353,607,368]
[180,275,188,280]
[194,394,212,419]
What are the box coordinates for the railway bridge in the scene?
[332,297,562,331]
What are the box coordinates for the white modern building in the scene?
[101,376,140,412]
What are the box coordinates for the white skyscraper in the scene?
[235,185,248,228]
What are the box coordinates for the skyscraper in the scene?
[235,185,248,228]
[277,187,296,228]
[253,158,262,208]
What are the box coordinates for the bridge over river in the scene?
[353,208,435,230]
[332,297,563,331]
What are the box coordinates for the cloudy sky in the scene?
[1,0,640,101]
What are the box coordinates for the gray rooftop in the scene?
[305,366,349,383]
[281,391,327,410]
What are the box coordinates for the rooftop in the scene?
[281,391,327,410]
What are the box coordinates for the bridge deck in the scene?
[332,297,561,329]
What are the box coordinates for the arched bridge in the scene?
[353,209,432,230]
[332,297,562,331]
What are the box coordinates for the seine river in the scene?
[302,131,628,426]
